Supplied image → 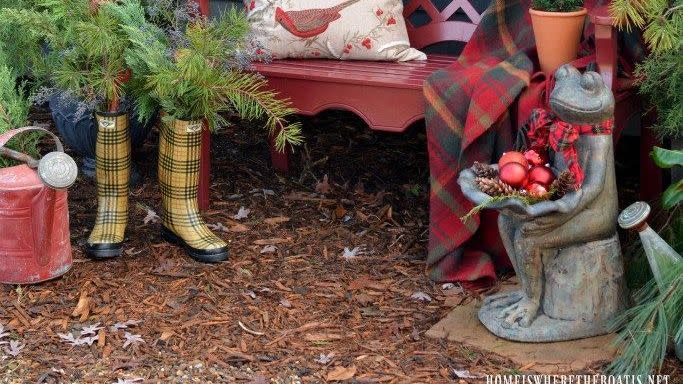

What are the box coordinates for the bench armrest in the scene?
[589,6,618,91]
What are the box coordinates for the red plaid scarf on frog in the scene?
[526,108,613,187]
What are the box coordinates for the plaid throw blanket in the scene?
[424,0,604,287]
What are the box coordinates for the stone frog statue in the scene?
[464,64,628,342]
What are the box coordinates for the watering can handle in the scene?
[0,126,65,168]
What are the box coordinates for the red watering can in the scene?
[0,127,78,284]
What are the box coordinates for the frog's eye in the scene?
[554,64,572,80]
[580,73,597,91]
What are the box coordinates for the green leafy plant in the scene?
[0,0,50,85]
[0,0,136,113]
[0,65,39,168]
[610,1,682,140]
[531,0,584,12]
[651,147,683,209]
[119,1,301,150]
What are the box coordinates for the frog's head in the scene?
[549,64,615,125]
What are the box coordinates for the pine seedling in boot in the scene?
[122,3,302,262]
[9,0,146,258]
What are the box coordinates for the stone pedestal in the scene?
[426,296,618,373]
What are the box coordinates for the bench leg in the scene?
[269,130,291,174]
[198,122,211,211]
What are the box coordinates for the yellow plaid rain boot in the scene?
[86,112,131,259]
[158,118,229,262]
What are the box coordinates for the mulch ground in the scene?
[0,112,681,383]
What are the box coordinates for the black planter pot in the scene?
[49,93,154,185]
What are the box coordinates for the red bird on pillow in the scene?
[275,0,361,38]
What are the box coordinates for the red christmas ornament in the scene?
[528,165,556,187]
[498,151,529,170]
[524,149,548,166]
[499,162,528,188]
[526,182,549,197]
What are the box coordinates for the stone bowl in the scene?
[457,164,583,220]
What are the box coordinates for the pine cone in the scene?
[476,177,516,196]
[550,171,577,199]
[472,161,498,178]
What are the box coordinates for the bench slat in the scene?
[254,55,457,90]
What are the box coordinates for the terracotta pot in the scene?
[529,8,587,75]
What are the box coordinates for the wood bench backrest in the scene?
[404,0,484,49]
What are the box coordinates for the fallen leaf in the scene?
[260,245,277,254]
[342,247,361,261]
[228,222,250,232]
[4,340,24,357]
[110,320,141,332]
[315,174,331,194]
[71,291,91,322]
[207,222,229,233]
[0,325,9,339]
[113,378,144,384]
[233,207,251,220]
[315,352,335,365]
[142,207,160,225]
[452,369,484,379]
[326,365,357,381]
[279,299,292,308]
[159,331,174,341]
[410,291,432,302]
[80,322,103,336]
[122,332,145,349]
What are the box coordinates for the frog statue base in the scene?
[479,235,625,342]
[459,64,628,343]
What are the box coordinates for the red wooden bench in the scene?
[195,0,658,209]
[254,0,480,173]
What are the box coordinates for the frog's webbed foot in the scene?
[498,297,540,328]
[484,290,524,308]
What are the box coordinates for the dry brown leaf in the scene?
[315,174,331,194]
[71,291,91,322]
[263,216,290,225]
[160,331,174,341]
[229,223,250,233]
[334,206,347,219]
[326,365,357,381]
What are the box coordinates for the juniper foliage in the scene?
[0,0,135,113]
[0,64,39,168]
[610,0,682,139]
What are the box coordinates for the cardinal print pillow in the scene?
[245,0,427,61]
